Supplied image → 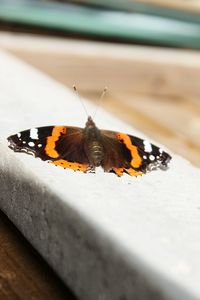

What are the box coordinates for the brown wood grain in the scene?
[0,210,77,300]
[7,48,200,100]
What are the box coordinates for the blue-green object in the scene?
[0,0,200,48]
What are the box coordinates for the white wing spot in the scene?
[143,155,147,159]
[28,141,35,147]
[144,140,152,153]
[159,148,163,154]
[38,144,42,148]
[149,155,155,161]
[17,133,21,138]
[22,141,26,144]
[30,128,38,140]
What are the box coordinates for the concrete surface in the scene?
[0,49,200,300]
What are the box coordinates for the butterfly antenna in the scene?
[73,85,89,117]
[93,87,107,119]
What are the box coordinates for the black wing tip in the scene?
[7,135,18,151]
[7,134,25,152]
[160,151,172,170]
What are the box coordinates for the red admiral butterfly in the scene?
[7,116,171,176]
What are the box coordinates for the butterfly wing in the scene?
[7,126,90,172]
[101,130,171,176]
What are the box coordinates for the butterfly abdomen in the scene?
[85,140,104,167]
[83,117,104,167]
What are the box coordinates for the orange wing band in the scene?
[116,133,142,169]
[125,168,143,176]
[52,159,88,172]
[45,126,67,158]
[113,167,143,177]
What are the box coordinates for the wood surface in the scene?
[0,210,77,300]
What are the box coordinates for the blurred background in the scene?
[0,0,200,166]
[0,1,200,299]
[0,0,200,168]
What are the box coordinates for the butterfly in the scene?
[7,115,171,177]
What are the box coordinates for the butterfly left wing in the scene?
[101,130,171,176]
[7,126,90,172]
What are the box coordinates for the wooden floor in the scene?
[0,210,77,300]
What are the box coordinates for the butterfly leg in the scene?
[88,166,96,173]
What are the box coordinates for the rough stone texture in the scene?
[0,50,200,300]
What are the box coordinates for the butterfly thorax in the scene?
[83,116,104,167]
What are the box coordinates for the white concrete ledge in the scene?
[0,50,200,300]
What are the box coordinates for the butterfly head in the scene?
[85,116,96,128]
[84,116,100,140]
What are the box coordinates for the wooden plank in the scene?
[1,33,200,99]
[0,210,76,300]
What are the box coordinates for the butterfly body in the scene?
[83,116,104,168]
[7,116,171,176]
